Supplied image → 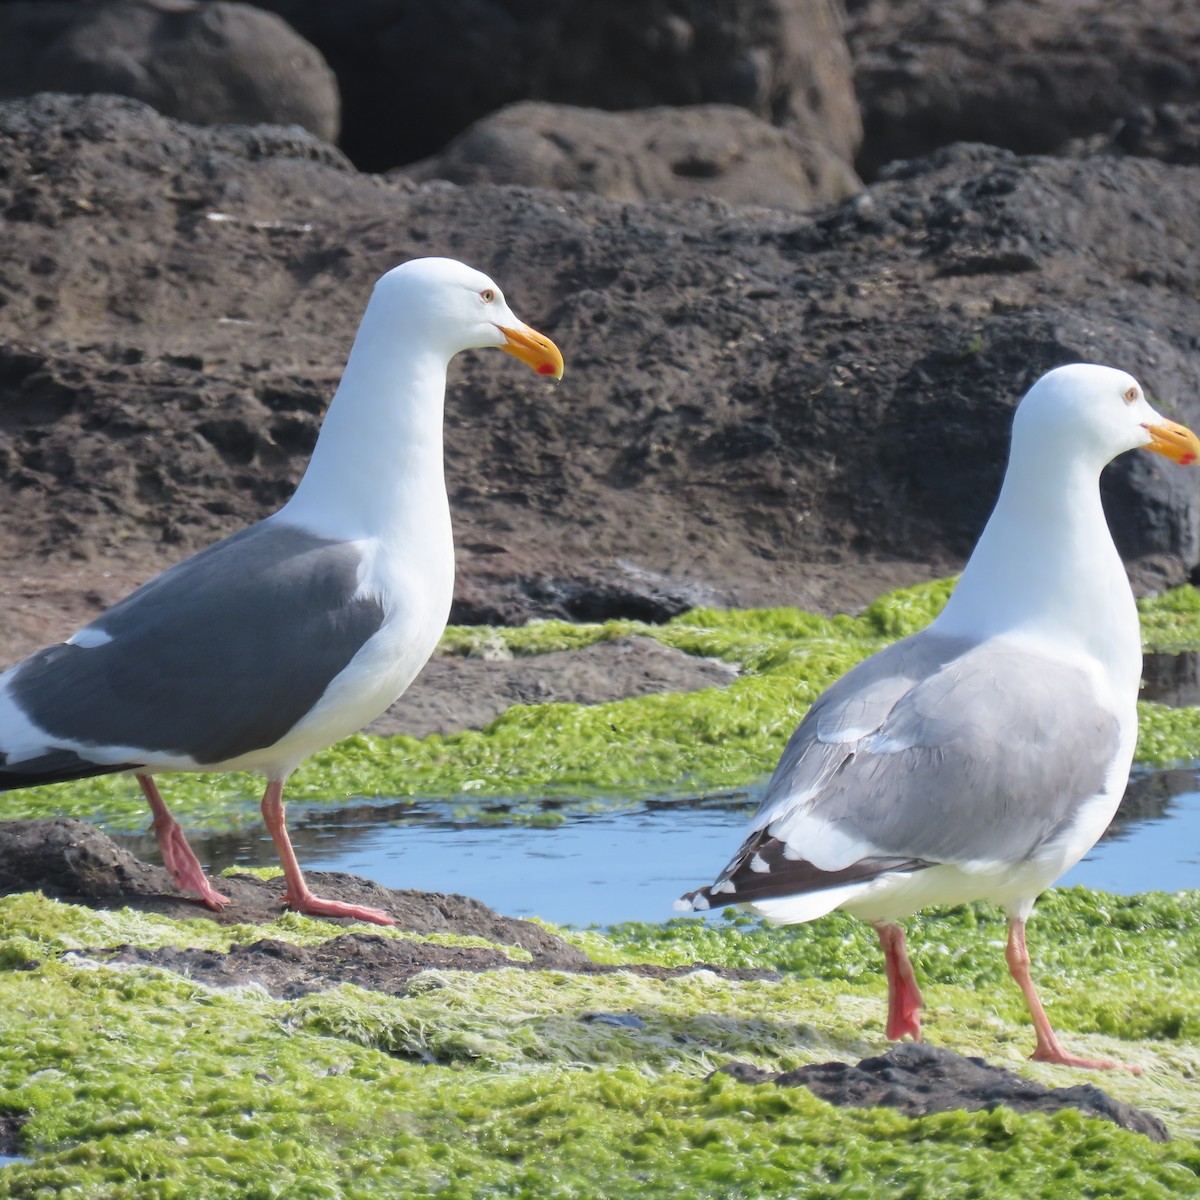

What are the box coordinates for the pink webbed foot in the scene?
[280,888,396,926]
[260,779,395,925]
[1007,916,1142,1075]
[139,774,231,911]
[874,921,925,1042]
[1030,1043,1143,1075]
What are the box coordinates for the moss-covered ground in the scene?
[4,581,1200,1195]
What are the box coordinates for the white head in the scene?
[364,257,564,379]
[1012,363,1198,469]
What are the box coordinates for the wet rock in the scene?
[0,0,339,143]
[0,816,154,903]
[252,0,860,173]
[715,1043,1171,1140]
[847,0,1200,177]
[400,102,860,211]
[0,817,584,960]
[0,819,783,995]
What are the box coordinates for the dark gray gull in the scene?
[679,364,1200,1072]
[0,257,564,924]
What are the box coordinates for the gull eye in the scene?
[480,288,496,304]
[1124,386,1140,404]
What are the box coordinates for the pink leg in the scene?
[260,779,395,924]
[1006,917,1141,1074]
[137,774,230,911]
[873,921,924,1042]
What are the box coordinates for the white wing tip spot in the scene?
[66,627,114,649]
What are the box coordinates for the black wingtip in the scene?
[0,750,137,792]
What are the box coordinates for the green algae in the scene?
[4,578,1200,833]
[5,582,1200,1192]
[3,891,1200,1196]
[0,893,534,964]
[1138,586,1200,653]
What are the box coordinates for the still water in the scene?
[131,764,1200,928]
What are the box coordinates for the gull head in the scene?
[367,257,564,379]
[1014,363,1199,469]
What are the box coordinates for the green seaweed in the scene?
[1138,586,1200,653]
[2,890,1200,1196]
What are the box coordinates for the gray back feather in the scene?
[9,522,385,765]
[755,631,1122,866]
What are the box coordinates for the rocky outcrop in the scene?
[400,102,860,211]
[847,0,1200,177]
[2,95,1200,648]
[253,0,862,174]
[0,0,339,143]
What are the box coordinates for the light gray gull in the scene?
[678,363,1200,1071]
[0,256,564,924]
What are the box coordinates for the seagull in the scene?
[678,364,1200,1071]
[0,257,564,924]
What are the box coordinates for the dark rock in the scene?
[711,1060,775,1085]
[847,0,1200,178]
[252,0,861,174]
[719,1043,1170,1141]
[2,96,1200,652]
[450,574,705,627]
[0,0,340,143]
[0,1111,25,1158]
[1067,104,1200,168]
[1140,652,1200,709]
[0,816,590,956]
[0,817,779,995]
[581,1012,647,1029]
[0,816,151,902]
[400,102,860,211]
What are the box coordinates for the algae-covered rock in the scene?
[2,888,1200,1197]
[717,1043,1170,1141]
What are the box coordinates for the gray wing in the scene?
[688,631,1121,907]
[5,521,384,767]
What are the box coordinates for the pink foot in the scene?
[282,889,396,925]
[139,774,231,910]
[158,820,231,910]
[875,922,924,1041]
[886,979,923,1042]
[1030,1045,1143,1075]
[259,779,395,924]
[1007,916,1142,1075]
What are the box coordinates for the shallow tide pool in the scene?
[117,765,1200,927]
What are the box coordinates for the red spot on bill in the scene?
[537,363,557,375]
